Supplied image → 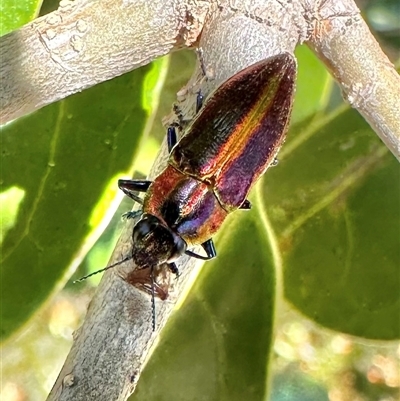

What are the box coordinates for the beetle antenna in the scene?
[151,266,156,331]
[73,256,132,283]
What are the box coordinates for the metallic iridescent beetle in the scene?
[119,52,296,273]
[76,53,296,314]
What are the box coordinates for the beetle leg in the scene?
[118,179,151,192]
[196,91,204,113]
[185,239,217,260]
[168,262,180,278]
[167,126,178,152]
[122,210,142,220]
[118,179,151,204]
[201,239,217,258]
[239,200,252,210]
[271,157,279,167]
[167,90,203,153]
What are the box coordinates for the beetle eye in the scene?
[132,214,187,267]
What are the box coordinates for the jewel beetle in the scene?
[120,52,296,272]
[76,52,296,317]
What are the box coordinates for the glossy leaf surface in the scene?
[0,62,164,342]
[264,106,399,340]
[0,0,41,36]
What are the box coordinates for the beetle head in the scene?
[132,213,186,267]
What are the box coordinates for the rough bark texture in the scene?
[305,0,400,159]
[0,0,208,123]
[0,0,393,400]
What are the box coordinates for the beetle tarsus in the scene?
[167,126,178,152]
[168,262,180,278]
[202,239,216,258]
[240,200,252,210]
[196,91,204,113]
[185,239,217,260]
[122,210,142,220]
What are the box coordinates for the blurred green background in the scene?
[1,0,399,400]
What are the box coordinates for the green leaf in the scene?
[133,209,276,401]
[0,0,41,36]
[0,59,167,342]
[263,106,400,340]
[292,46,333,124]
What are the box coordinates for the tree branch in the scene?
[0,0,209,123]
[305,0,400,159]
